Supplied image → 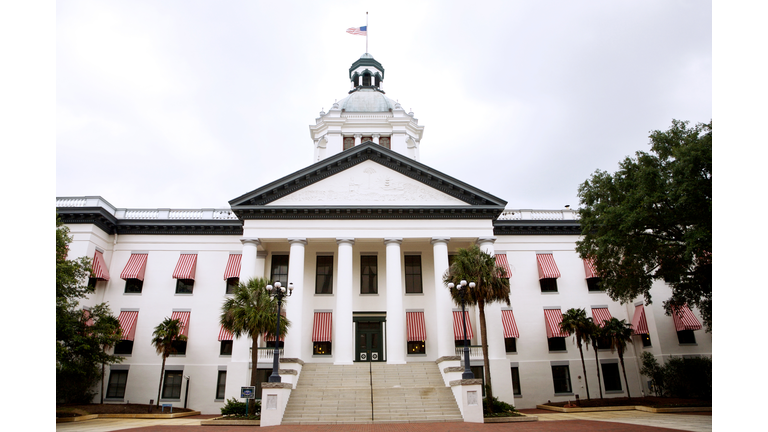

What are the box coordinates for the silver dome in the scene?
[338,89,396,112]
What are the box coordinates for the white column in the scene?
[372,134,380,144]
[476,237,506,360]
[335,238,355,365]
[354,134,362,146]
[432,237,455,358]
[384,238,405,364]
[240,238,260,281]
[255,251,267,280]
[285,238,307,359]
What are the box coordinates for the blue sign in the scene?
[241,386,256,399]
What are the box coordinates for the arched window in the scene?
[375,75,380,87]
[343,137,355,150]
[352,74,360,87]
[362,74,371,86]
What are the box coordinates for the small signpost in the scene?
[241,386,256,416]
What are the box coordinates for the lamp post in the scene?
[266,281,293,383]
[448,280,475,380]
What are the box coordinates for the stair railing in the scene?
[368,349,374,421]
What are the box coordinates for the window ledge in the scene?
[678,343,698,346]
[123,293,142,296]
[407,354,427,357]
[404,293,424,296]
[359,293,379,296]
[554,392,573,396]
[160,399,181,402]
[540,291,559,294]
[605,390,624,394]
[506,352,518,355]
[312,355,333,358]
[169,354,187,357]
[175,293,194,296]
[548,350,567,353]
[214,399,224,402]
[115,354,132,357]
[314,293,334,296]
[104,398,125,402]
[219,355,232,358]
[513,394,523,398]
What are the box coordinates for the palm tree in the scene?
[559,308,593,400]
[152,317,186,408]
[221,277,290,413]
[442,245,510,404]
[602,317,634,398]
[588,320,604,399]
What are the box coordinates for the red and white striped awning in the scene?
[218,325,233,341]
[501,309,519,339]
[632,304,649,334]
[495,254,512,278]
[583,258,598,279]
[591,307,612,328]
[312,312,332,342]
[117,311,139,341]
[171,311,191,337]
[452,310,474,340]
[544,309,569,338]
[173,254,198,280]
[223,254,242,279]
[120,253,148,281]
[536,253,561,279]
[672,304,702,331]
[406,311,427,341]
[91,250,110,281]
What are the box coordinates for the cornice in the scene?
[493,220,582,236]
[57,207,118,234]
[56,207,243,235]
[233,206,504,220]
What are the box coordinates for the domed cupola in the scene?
[309,54,425,163]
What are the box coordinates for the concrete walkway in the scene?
[56,411,712,432]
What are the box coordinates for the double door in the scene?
[355,320,383,362]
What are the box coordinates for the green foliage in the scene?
[56,218,123,403]
[220,397,261,416]
[576,120,712,331]
[559,308,594,399]
[663,356,712,399]
[639,352,665,397]
[483,396,518,417]
[601,318,634,398]
[152,317,187,406]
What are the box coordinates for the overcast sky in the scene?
[56,0,712,210]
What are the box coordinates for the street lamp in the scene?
[447,280,475,380]
[266,281,293,383]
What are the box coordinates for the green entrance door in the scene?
[355,320,383,362]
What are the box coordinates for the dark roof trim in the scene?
[493,220,582,236]
[57,207,119,235]
[229,141,507,211]
[234,206,503,220]
[56,207,243,236]
[349,58,384,80]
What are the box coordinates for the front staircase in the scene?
[280,362,463,425]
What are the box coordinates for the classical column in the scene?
[371,134,380,144]
[431,237,455,358]
[255,251,267,280]
[335,238,355,365]
[240,238,261,281]
[284,238,307,359]
[476,237,506,360]
[384,238,405,364]
[354,134,362,146]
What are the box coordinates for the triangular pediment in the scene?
[229,142,506,219]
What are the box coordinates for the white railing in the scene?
[124,210,160,219]
[497,209,579,221]
[255,347,284,361]
[213,210,239,220]
[56,198,87,207]
[454,345,484,359]
[57,197,242,221]
[169,210,203,219]
[342,114,393,119]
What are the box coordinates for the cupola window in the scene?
[362,74,371,86]
[375,75,380,87]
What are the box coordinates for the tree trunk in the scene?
[249,334,257,414]
[577,340,590,399]
[478,301,494,405]
[592,340,603,399]
[618,348,631,398]
[101,361,105,404]
[157,355,167,408]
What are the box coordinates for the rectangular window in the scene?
[407,341,426,354]
[551,365,572,394]
[677,330,696,344]
[504,337,517,353]
[596,336,612,350]
[220,340,233,356]
[125,278,143,293]
[601,363,622,392]
[106,370,128,398]
[404,255,423,294]
[88,277,98,289]
[548,337,566,352]
[171,340,187,355]
[270,255,289,287]
[379,137,391,149]
[343,136,355,150]
[315,255,334,294]
[226,277,239,294]
[510,367,521,396]
[313,341,332,355]
[641,334,652,347]
[360,255,378,294]
[162,370,183,399]
[114,340,134,355]
[216,371,227,400]
[175,279,194,294]
[540,278,558,292]
[266,340,284,349]
[586,277,602,291]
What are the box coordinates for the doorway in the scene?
[354,317,385,362]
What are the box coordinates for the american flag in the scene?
[346,26,367,36]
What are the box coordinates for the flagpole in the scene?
[366,12,368,53]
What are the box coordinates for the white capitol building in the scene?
[57,53,711,424]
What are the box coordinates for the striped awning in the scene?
[672,304,702,331]
[120,253,148,281]
[312,312,332,342]
[173,254,198,279]
[632,304,649,334]
[544,309,569,338]
[495,254,512,278]
[406,311,427,341]
[591,307,612,328]
[171,311,191,338]
[583,258,598,279]
[536,253,561,279]
[452,310,474,340]
[501,309,519,339]
[223,254,242,279]
[117,311,139,341]
[218,325,233,341]
[91,250,110,281]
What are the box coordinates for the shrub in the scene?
[220,398,247,416]
[639,352,665,396]
[483,396,518,416]
[664,356,711,400]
